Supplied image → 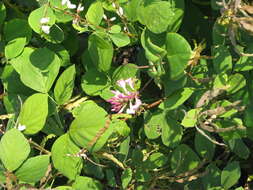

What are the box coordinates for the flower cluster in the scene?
[62,0,84,11]
[107,78,142,114]
[40,17,50,34]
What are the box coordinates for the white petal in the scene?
[77,4,84,12]
[41,25,50,34]
[118,7,124,16]
[18,124,26,131]
[110,17,116,21]
[67,1,77,9]
[112,2,116,8]
[117,79,127,92]
[40,17,50,24]
[62,0,68,5]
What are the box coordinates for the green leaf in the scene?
[69,101,113,152]
[47,43,70,67]
[112,63,139,84]
[121,168,132,189]
[88,33,113,72]
[19,47,61,93]
[55,186,73,190]
[212,45,232,74]
[72,176,103,190]
[86,1,104,26]
[0,2,6,27]
[234,56,253,71]
[18,93,48,135]
[161,115,183,148]
[164,88,194,110]
[109,33,130,47]
[171,144,200,175]
[195,132,215,159]
[141,28,167,63]
[227,73,246,94]
[202,163,221,189]
[28,5,56,34]
[54,65,76,105]
[181,108,200,128]
[0,129,30,171]
[81,68,109,96]
[143,152,168,170]
[221,161,241,190]
[144,110,163,139]
[44,24,64,44]
[4,37,26,59]
[4,19,32,43]
[15,155,50,183]
[228,138,250,159]
[51,134,83,180]
[166,33,192,79]
[138,1,175,34]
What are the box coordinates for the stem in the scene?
[29,139,51,155]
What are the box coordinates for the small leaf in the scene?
[144,110,163,139]
[212,45,232,74]
[221,161,241,189]
[171,144,200,175]
[54,65,76,105]
[86,1,104,26]
[5,37,26,59]
[15,155,50,183]
[88,33,113,72]
[181,108,200,128]
[19,93,48,135]
[109,33,130,47]
[51,134,83,180]
[164,88,194,110]
[72,176,103,190]
[0,129,30,171]
[166,33,192,79]
[228,138,250,159]
[143,152,168,170]
[195,132,215,159]
[81,68,109,96]
[121,168,132,189]
[227,73,246,94]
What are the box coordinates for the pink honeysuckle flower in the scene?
[107,78,142,114]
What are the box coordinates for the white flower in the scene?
[77,3,84,12]
[67,0,76,9]
[41,25,50,34]
[110,17,116,21]
[117,7,124,16]
[62,0,68,5]
[18,124,26,131]
[112,2,116,8]
[40,17,50,24]
[103,14,108,20]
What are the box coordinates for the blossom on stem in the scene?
[17,124,26,131]
[62,0,76,9]
[40,17,50,24]
[107,78,142,114]
[41,25,50,34]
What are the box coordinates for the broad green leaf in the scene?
[69,101,113,152]
[44,24,64,44]
[181,108,199,128]
[1,64,33,95]
[4,19,32,43]
[228,138,250,159]
[109,33,130,47]
[19,47,61,93]
[86,1,104,26]
[49,0,72,22]
[112,63,139,85]
[166,33,192,79]
[81,68,109,96]
[18,93,48,135]
[88,33,113,72]
[123,0,140,22]
[4,37,26,59]
[221,161,241,190]
[227,73,246,94]
[171,144,200,175]
[212,45,232,74]
[51,134,83,180]
[141,28,167,63]
[72,176,103,190]
[28,5,56,34]
[138,1,175,34]
[234,56,253,71]
[144,110,163,139]
[0,2,6,27]
[0,129,30,171]
[121,168,132,189]
[202,163,221,189]
[46,43,70,67]
[143,152,168,170]
[15,155,50,183]
[164,88,194,110]
[195,132,215,159]
[54,65,76,105]
[162,115,183,148]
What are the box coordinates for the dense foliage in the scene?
[1,0,253,189]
